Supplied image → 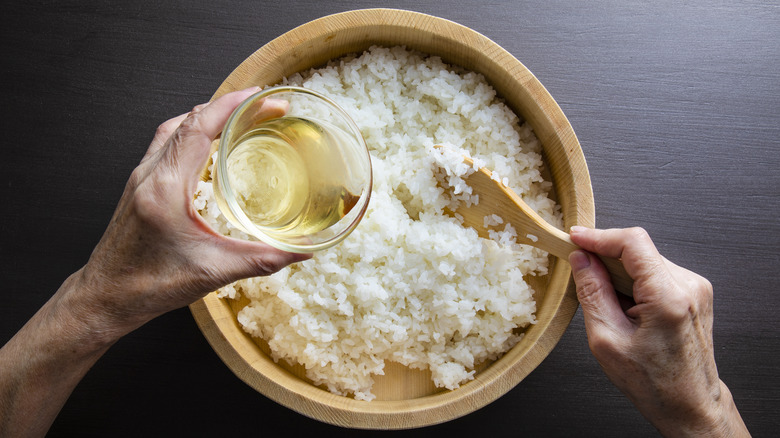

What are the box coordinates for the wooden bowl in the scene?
[190,8,593,429]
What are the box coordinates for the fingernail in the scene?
[570,225,588,234]
[569,250,591,271]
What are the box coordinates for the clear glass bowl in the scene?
[213,86,372,253]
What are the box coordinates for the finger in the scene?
[190,102,208,114]
[570,250,635,337]
[571,226,676,304]
[208,237,312,284]
[662,256,714,315]
[254,97,289,121]
[570,227,660,283]
[184,88,260,139]
[170,87,261,177]
[234,239,312,278]
[142,113,189,163]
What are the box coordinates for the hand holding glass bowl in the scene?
[213,86,373,253]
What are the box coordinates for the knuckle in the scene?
[575,275,601,302]
[693,274,714,299]
[127,166,145,189]
[575,277,611,314]
[167,126,185,151]
[132,184,163,222]
[154,117,184,142]
[587,331,609,355]
[661,288,699,323]
[131,177,177,225]
[626,226,650,240]
[179,111,204,135]
[573,267,608,304]
[658,272,714,323]
[587,330,622,360]
[624,227,652,248]
[620,227,663,270]
[690,274,714,316]
[154,122,171,140]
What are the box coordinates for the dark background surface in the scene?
[1,1,778,436]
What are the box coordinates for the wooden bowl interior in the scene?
[190,8,593,429]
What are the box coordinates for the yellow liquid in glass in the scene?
[223,117,362,236]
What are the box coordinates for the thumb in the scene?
[570,250,634,336]
[210,237,312,283]
[168,87,261,188]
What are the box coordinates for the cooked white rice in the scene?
[194,46,561,401]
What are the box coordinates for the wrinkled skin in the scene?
[0,89,308,437]
[569,226,749,437]
[78,89,306,337]
[0,89,750,437]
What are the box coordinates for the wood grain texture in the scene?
[190,9,590,428]
[439,147,634,296]
[1,0,778,436]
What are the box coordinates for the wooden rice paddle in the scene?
[436,146,634,297]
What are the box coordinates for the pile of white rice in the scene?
[194,46,561,401]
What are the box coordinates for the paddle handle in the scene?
[443,148,635,297]
[504,195,634,297]
[535,224,634,297]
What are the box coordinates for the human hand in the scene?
[0,89,309,437]
[75,88,309,339]
[568,226,749,437]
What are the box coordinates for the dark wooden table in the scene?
[2,1,777,436]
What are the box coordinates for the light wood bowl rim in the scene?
[189,8,593,430]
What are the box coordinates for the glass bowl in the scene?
[213,86,372,253]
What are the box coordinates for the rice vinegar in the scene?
[220,116,363,237]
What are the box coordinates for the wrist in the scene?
[0,271,119,437]
[50,268,129,353]
[703,381,750,438]
[652,380,749,438]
